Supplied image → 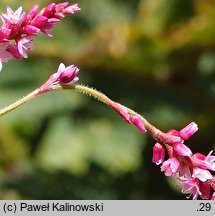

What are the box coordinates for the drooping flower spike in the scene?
[150,122,215,199]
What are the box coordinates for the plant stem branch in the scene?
[0,89,40,117]
[59,84,155,131]
[0,83,158,140]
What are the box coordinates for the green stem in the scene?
[0,83,158,139]
[58,84,114,105]
[0,89,40,117]
[59,84,155,131]
[74,85,114,105]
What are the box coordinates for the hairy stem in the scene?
[59,84,155,131]
[0,89,40,117]
[0,83,159,140]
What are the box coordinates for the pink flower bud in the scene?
[24,25,40,35]
[55,63,79,84]
[31,16,48,27]
[129,115,147,133]
[110,102,147,132]
[180,122,198,140]
[38,63,79,93]
[152,143,165,165]
[158,132,183,145]
[55,3,69,12]
[173,143,193,157]
[110,102,131,123]
[41,3,55,17]
[62,4,81,15]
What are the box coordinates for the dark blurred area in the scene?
[0,0,214,199]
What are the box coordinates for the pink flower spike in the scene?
[180,122,198,140]
[129,115,147,133]
[173,143,193,157]
[161,158,180,176]
[152,143,165,165]
[192,167,213,182]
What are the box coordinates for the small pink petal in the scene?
[192,167,213,182]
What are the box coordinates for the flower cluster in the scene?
[151,122,215,199]
[0,2,80,71]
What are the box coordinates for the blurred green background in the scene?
[0,0,214,199]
